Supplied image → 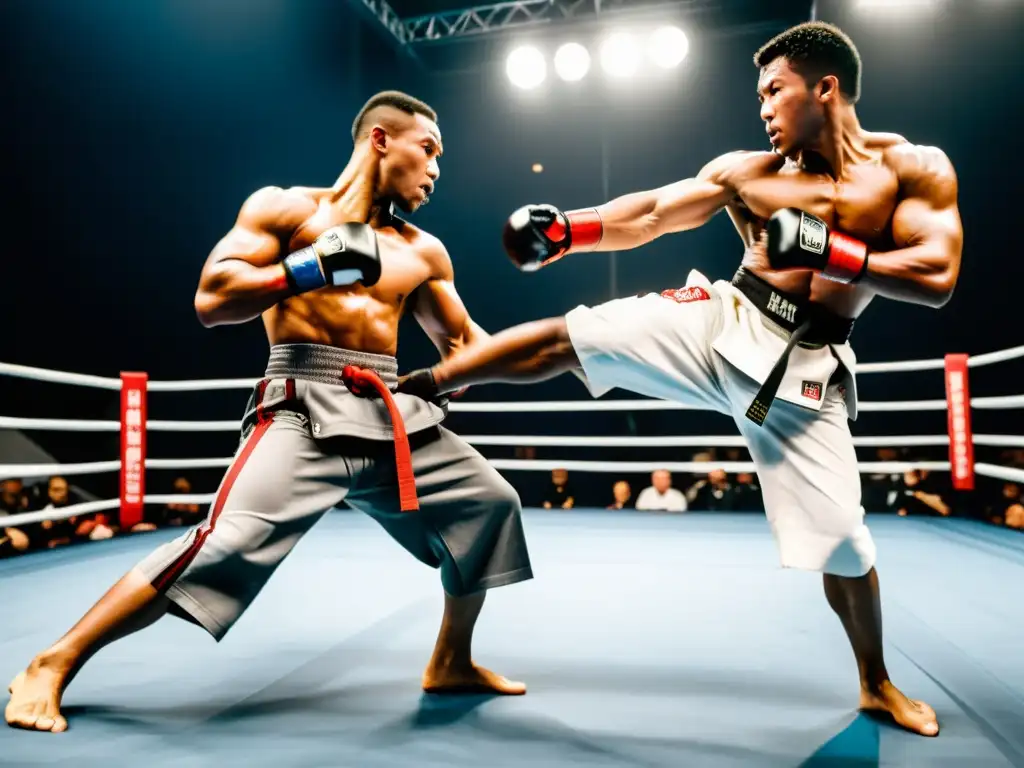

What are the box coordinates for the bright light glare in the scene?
[506,46,547,90]
[554,42,591,82]
[856,0,943,8]
[649,26,689,69]
[600,33,640,79]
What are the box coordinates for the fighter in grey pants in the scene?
[139,345,532,641]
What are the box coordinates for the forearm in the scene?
[194,260,291,327]
[861,243,956,308]
[581,190,662,253]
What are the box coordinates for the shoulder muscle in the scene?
[888,144,958,207]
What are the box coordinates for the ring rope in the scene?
[2,394,1023,437]
[2,342,1024,392]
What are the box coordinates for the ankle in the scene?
[32,645,77,675]
[860,676,892,697]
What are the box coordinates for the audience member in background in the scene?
[542,468,575,510]
[863,448,902,512]
[731,472,763,512]
[1,479,31,556]
[1005,502,1024,531]
[165,477,203,527]
[890,470,950,517]
[689,468,736,511]
[36,476,78,549]
[607,480,632,510]
[983,482,1021,527]
[635,470,687,512]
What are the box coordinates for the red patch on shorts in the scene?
[802,381,822,401]
[660,286,710,303]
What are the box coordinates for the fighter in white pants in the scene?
[398,22,963,737]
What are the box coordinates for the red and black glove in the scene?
[502,204,603,272]
[766,208,868,284]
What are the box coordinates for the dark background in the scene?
[2,0,1022,507]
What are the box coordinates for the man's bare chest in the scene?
[736,163,901,247]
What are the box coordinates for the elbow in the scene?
[926,272,957,309]
[194,290,224,328]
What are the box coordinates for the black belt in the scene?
[731,268,855,426]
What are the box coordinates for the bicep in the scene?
[651,153,744,235]
[204,187,293,271]
[891,149,962,254]
[411,278,472,339]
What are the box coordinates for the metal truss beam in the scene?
[402,0,715,45]
[344,0,420,60]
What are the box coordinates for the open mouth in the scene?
[419,184,433,197]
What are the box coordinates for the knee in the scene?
[481,475,523,516]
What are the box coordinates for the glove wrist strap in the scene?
[821,232,868,284]
[282,246,326,294]
[565,208,604,253]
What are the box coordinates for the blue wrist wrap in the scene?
[282,247,325,293]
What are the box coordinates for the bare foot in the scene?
[6,660,70,733]
[422,662,526,696]
[860,681,938,737]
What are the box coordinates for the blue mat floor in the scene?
[2,510,1022,767]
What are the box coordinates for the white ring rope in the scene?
[2,342,1024,393]
[1,494,216,528]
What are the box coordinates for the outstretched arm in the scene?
[585,151,746,251]
[194,187,309,327]
[503,152,751,271]
[860,147,962,307]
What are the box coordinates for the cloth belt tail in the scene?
[743,320,812,426]
[341,365,419,512]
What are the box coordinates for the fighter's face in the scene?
[377,113,441,214]
[757,57,825,158]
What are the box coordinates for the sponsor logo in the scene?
[802,381,822,401]
[660,286,711,303]
[766,292,798,324]
[799,213,826,255]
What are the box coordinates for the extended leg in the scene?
[433,317,579,392]
[6,569,169,732]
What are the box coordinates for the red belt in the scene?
[340,365,418,512]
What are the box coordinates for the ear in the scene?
[817,74,840,103]
[369,125,388,154]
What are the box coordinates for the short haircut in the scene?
[350,90,437,142]
[753,21,862,104]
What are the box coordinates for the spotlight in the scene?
[506,45,547,90]
[649,25,689,69]
[599,32,640,79]
[531,163,544,173]
[554,42,591,82]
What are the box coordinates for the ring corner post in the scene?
[120,372,148,528]
[944,354,974,491]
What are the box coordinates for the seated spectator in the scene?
[689,468,736,511]
[36,476,80,549]
[166,477,203,526]
[732,472,763,512]
[542,468,575,510]
[1,478,31,557]
[607,480,632,510]
[864,448,903,512]
[636,470,687,512]
[1005,503,1024,531]
[982,482,1021,527]
[890,469,950,517]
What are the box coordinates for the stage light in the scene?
[506,45,547,90]
[554,42,591,82]
[532,163,544,173]
[856,0,943,9]
[649,25,689,69]
[600,32,640,79]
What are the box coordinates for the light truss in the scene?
[345,0,411,46]
[402,0,716,45]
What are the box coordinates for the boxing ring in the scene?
[2,348,1024,767]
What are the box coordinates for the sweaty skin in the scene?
[6,110,522,735]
